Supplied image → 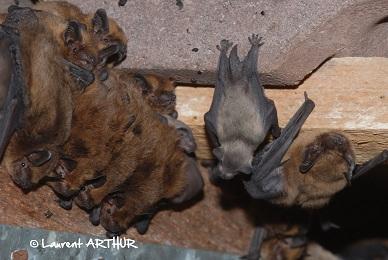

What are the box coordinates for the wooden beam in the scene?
[176,57,388,163]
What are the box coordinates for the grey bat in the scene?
[204,34,280,180]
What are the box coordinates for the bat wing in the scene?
[0,25,26,160]
[242,226,267,260]
[352,150,388,179]
[244,93,315,199]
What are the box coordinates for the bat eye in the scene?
[21,162,26,168]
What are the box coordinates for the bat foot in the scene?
[248,34,264,47]
[217,39,233,52]
[134,216,152,235]
[50,181,79,198]
[55,197,73,210]
[74,185,96,210]
[89,207,101,226]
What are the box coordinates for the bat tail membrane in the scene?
[229,44,243,81]
[0,25,25,160]
[252,92,315,182]
[352,150,388,180]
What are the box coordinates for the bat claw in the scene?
[248,34,264,47]
[74,185,96,210]
[217,39,233,52]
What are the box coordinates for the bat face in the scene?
[5,144,59,190]
[127,73,178,117]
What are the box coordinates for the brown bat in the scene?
[32,2,127,70]
[0,7,79,189]
[245,131,388,209]
[243,224,309,260]
[47,68,203,235]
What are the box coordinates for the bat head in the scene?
[131,73,178,117]
[100,195,127,236]
[213,143,253,179]
[5,146,59,190]
[91,9,127,68]
[34,2,127,72]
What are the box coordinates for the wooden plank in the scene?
[176,57,388,162]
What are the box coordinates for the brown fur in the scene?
[33,1,127,68]
[271,131,354,209]
[49,69,189,215]
[115,70,177,117]
[2,10,76,188]
[247,224,308,260]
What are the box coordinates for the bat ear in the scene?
[92,9,109,35]
[27,150,52,167]
[64,21,83,47]
[212,147,224,161]
[133,73,152,95]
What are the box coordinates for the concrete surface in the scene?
[63,0,388,86]
[1,0,388,86]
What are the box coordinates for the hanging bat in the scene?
[98,152,203,237]
[47,67,203,213]
[114,70,197,154]
[244,130,388,208]
[204,35,281,180]
[0,7,79,189]
[31,2,127,72]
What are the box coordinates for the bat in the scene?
[98,152,203,237]
[245,130,388,209]
[47,67,203,216]
[1,7,78,189]
[243,224,308,260]
[204,35,281,180]
[31,2,127,72]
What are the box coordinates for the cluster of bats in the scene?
[0,0,387,259]
[0,1,204,237]
[204,36,388,259]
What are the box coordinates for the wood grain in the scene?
[176,57,388,162]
